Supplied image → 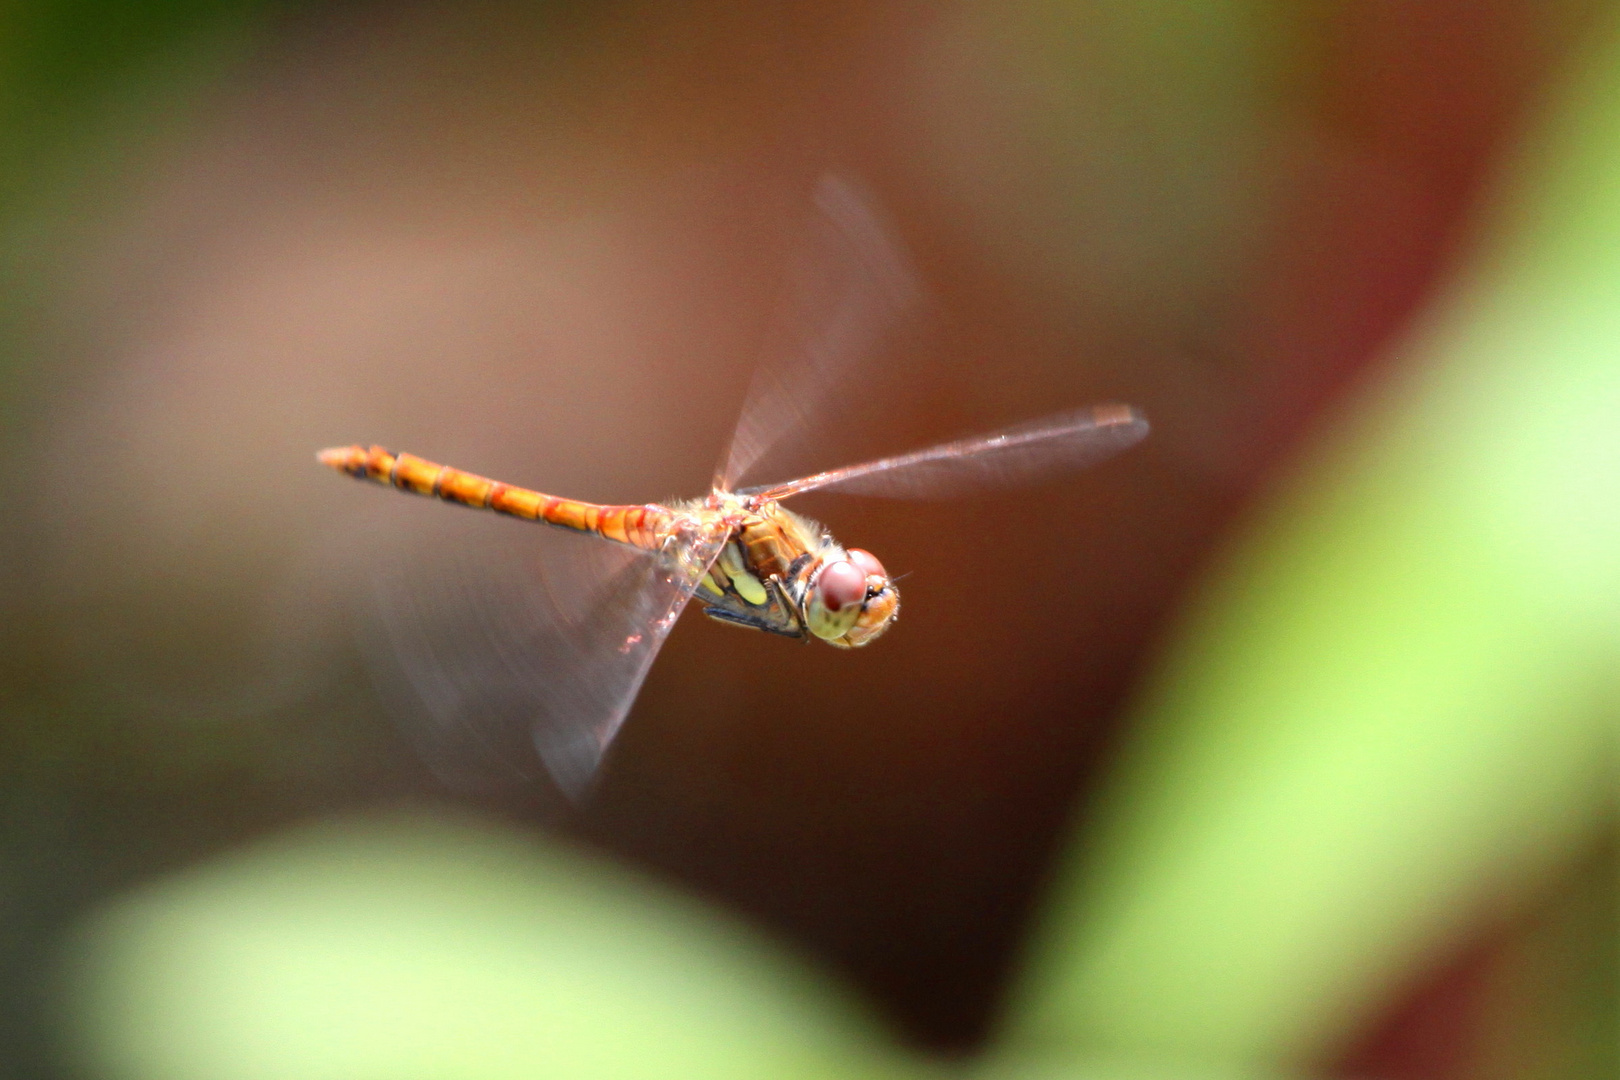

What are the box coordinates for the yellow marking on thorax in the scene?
[719,543,770,605]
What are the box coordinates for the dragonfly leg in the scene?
[701,605,804,639]
[765,575,811,643]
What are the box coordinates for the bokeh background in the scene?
[1,2,1616,1078]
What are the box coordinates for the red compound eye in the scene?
[846,548,886,580]
[816,560,866,612]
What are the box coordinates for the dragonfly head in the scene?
[806,548,899,648]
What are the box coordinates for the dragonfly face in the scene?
[805,547,898,648]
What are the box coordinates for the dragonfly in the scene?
[319,177,1148,800]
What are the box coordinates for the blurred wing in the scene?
[749,404,1149,501]
[718,173,921,491]
[362,509,723,803]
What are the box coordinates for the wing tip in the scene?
[1092,403,1150,439]
[1092,402,1142,425]
[535,727,608,806]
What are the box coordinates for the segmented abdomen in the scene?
[318,444,671,551]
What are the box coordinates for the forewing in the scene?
[750,404,1149,501]
[361,507,722,802]
[718,173,921,491]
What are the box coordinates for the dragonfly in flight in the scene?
[320,177,1148,799]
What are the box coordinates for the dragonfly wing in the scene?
[363,509,723,802]
[718,173,921,491]
[750,404,1149,502]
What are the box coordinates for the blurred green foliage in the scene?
[68,813,926,1080]
[0,0,284,210]
[0,0,281,453]
[1,0,254,116]
[1001,12,1620,1072]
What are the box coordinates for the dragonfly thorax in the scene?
[693,494,899,648]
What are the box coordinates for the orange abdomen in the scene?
[317,444,670,551]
